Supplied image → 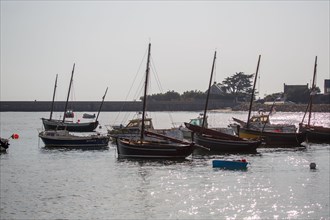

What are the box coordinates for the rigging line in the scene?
[150,56,164,93]
[119,75,146,126]
[150,56,177,127]
[112,47,148,126]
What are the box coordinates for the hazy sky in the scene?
[1,1,329,101]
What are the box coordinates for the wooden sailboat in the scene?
[38,130,110,149]
[184,51,261,153]
[115,43,195,159]
[299,56,330,143]
[41,64,104,132]
[235,55,306,147]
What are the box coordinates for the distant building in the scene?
[208,82,227,95]
[324,79,330,94]
[283,83,309,102]
[283,83,309,95]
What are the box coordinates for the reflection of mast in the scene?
[49,74,58,120]
[63,63,75,122]
[247,55,261,128]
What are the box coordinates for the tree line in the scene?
[142,72,319,104]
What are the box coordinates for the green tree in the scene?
[264,92,284,102]
[221,72,254,96]
[146,90,181,101]
[181,90,206,100]
[221,72,255,102]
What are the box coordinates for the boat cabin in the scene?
[250,115,270,124]
[125,118,154,130]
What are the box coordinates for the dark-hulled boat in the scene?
[233,55,306,147]
[299,56,330,144]
[184,51,261,154]
[41,65,106,132]
[39,130,109,149]
[237,126,306,147]
[42,118,99,132]
[116,132,195,159]
[185,123,261,153]
[299,124,330,143]
[0,137,10,152]
[1,134,19,152]
[116,43,195,159]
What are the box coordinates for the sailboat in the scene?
[41,64,105,132]
[299,56,330,143]
[184,51,261,153]
[115,43,196,159]
[234,55,306,147]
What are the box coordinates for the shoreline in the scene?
[1,101,329,112]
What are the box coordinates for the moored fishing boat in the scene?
[116,43,195,159]
[41,65,107,132]
[232,55,305,147]
[38,130,110,149]
[108,117,183,141]
[184,51,261,153]
[0,137,10,152]
[236,126,306,147]
[0,134,19,152]
[299,56,330,143]
[232,113,297,133]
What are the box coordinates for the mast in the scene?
[247,55,261,128]
[140,43,151,141]
[201,50,217,131]
[308,56,317,126]
[62,63,75,122]
[49,74,58,120]
[301,56,317,125]
[95,87,108,122]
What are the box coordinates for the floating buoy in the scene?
[11,133,19,139]
[310,162,316,169]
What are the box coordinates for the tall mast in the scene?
[301,56,317,125]
[62,63,75,122]
[201,51,217,131]
[95,87,108,122]
[140,43,151,141]
[308,56,317,126]
[49,74,58,120]
[247,55,261,128]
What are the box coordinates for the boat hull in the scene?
[194,134,260,153]
[238,127,306,147]
[0,138,9,152]
[116,138,195,159]
[42,118,99,132]
[299,124,330,143]
[39,132,109,149]
[305,130,330,143]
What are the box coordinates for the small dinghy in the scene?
[212,159,248,170]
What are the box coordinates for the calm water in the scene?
[1,111,329,220]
